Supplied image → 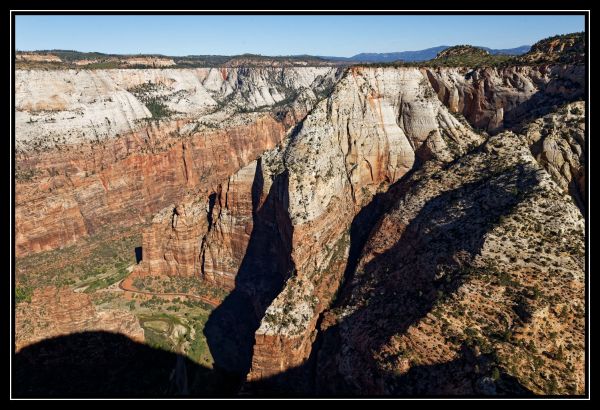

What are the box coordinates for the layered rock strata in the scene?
[247,66,483,381]
[16,53,586,396]
[522,101,585,210]
[135,159,259,290]
[15,67,341,257]
[137,66,483,379]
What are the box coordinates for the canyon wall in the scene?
[522,101,585,210]
[15,67,342,257]
[136,63,585,387]
[137,66,482,377]
[16,58,585,395]
[424,65,584,133]
[247,66,483,381]
[135,159,260,290]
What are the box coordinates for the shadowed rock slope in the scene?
[315,131,584,395]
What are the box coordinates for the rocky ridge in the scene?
[314,130,584,395]
[128,59,585,393]
[522,101,585,210]
[424,65,584,133]
[517,33,585,65]
[16,67,340,150]
[15,51,340,70]
[135,66,483,377]
[436,45,490,59]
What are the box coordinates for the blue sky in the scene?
[15,15,585,57]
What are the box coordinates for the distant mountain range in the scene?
[321,45,531,63]
[17,45,532,69]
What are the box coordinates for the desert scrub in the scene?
[127,82,175,120]
[15,166,38,182]
[83,267,130,293]
[15,286,33,303]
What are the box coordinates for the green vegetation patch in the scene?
[129,274,228,303]
[127,82,176,120]
[186,314,213,367]
[84,265,130,293]
[15,286,33,304]
[429,47,513,68]
[136,309,214,368]
[16,225,142,291]
[143,320,170,333]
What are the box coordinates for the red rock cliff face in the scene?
[240,66,585,393]
[15,66,341,258]
[15,115,288,257]
[134,159,259,291]
[138,67,484,382]
[202,162,259,289]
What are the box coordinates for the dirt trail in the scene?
[118,280,222,308]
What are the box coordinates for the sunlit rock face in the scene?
[424,65,584,133]
[15,67,342,257]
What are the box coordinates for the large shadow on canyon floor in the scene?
[14,163,543,398]
[12,331,235,397]
[248,162,541,396]
[203,158,294,385]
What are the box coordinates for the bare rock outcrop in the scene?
[246,66,483,381]
[15,67,341,257]
[15,116,286,257]
[15,67,341,150]
[424,65,584,133]
[517,32,585,65]
[131,66,483,380]
[125,57,176,67]
[16,53,62,63]
[523,101,585,210]
[15,287,144,352]
[15,51,586,396]
[134,159,259,290]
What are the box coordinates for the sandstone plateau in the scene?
[15,32,586,397]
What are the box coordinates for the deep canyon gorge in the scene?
[14,33,586,397]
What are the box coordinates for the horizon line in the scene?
[14,43,534,59]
